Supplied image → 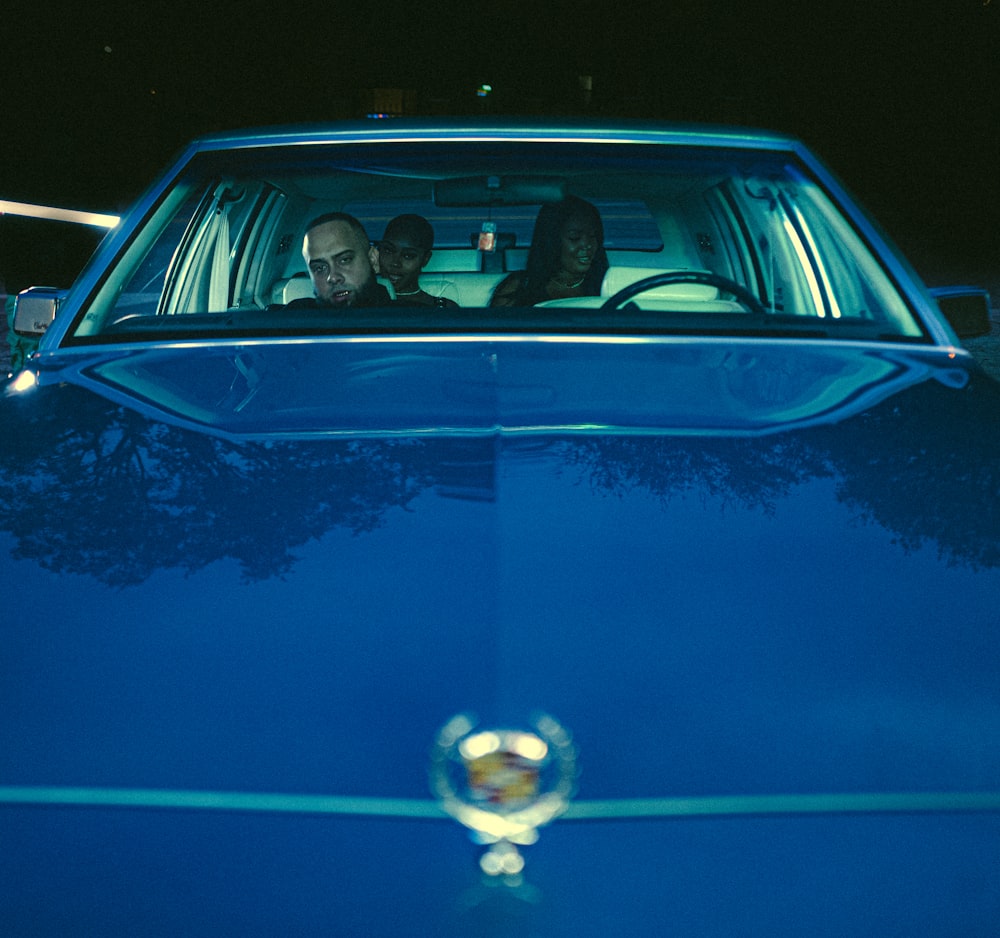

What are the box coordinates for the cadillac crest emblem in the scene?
[430,712,577,876]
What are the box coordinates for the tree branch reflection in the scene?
[2,368,998,587]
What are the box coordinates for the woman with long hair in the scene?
[490,195,608,306]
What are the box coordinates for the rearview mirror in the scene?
[434,175,566,207]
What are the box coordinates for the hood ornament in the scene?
[430,712,577,877]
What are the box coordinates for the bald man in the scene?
[294,212,391,309]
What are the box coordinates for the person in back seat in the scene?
[490,196,608,307]
[294,213,391,309]
[378,214,458,308]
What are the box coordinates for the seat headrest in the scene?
[272,274,314,305]
[601,267,719,300]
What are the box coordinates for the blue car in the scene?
[3,120,999,935]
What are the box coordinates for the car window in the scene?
[109,192,203,319]
[64,141,926,344]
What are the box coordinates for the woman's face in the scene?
[378,232,430,294]
[557,214,600,278]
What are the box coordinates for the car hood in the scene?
[2,338,1000,935]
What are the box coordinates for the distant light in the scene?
[0,200,119,230]
[366,113,394,119]
[476,84,493,98]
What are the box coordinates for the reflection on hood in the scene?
[2,357,999,586]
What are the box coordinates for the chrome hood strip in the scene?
[3,785,999,820]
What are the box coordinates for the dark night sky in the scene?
[2,0,999,288]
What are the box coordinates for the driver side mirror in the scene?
[930,286,992,339]
[12,286,68,337]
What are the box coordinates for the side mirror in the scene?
[930,286,992,339]
[12,286,68,337]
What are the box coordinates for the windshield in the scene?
[65,141,925,343]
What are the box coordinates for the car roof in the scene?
[183,117,803,154]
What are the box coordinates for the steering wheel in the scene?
[601,270,766,316]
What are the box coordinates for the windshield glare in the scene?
[66,141,924,343]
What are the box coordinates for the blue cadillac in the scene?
[2,120,998,935]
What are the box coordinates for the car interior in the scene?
[65,141,925,343]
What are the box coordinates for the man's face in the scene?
[303,220,377,307]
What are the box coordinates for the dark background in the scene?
[2,0,998,294]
